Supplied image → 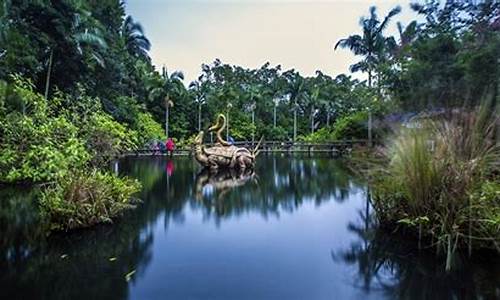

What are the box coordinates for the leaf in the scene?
[125,270,136,282]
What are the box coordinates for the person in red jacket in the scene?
[166,138,175,157]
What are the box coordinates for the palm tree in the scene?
[335,6,400,145]
[189,77,207,132]
[334,6,401,88]
[121,15,151,60]
[44,7,108,100]
[283,70,305,141]
[148,68,185,138]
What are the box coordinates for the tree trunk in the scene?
[44,49,54,100]
[226,110,229,141]
[252,109,255,146]
[198,101,202,132]
[368,111,372,147]
[310,106,314,134]
[165,98,169,138]
[293,101,297,141]
[368,70,372,88]
[273,105,277,128]
[368,69,373,147]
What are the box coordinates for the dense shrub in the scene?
[39,170,141,231]
[372,105,499,262]
[0,78,145,230]
[0,78,89,183]
[302,111,372,142]
[331,111,369,140]
[83,112,138,165]
[134,112,165,146]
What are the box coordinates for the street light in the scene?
[250,102,256,145]
[197,96,205,132]
[273,98,279,128]
[165,96,173,138]
[226,102,232,141]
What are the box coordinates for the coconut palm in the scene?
[148,69,186,138]
[283,70,306,141]
[121,15,151,60]
[334,6,401,88]
[44,7,108,100]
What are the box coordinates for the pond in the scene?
[1,156,499,299]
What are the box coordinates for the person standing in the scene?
[166,138,175,157]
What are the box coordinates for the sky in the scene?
[126,0,421,83]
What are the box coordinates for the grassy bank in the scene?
[370,104,499,267]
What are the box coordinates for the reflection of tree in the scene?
[0,155,363,299]
[193,156,364,224]
[333,190,500,299]
[122,155,364,226]
[0,186,154,299]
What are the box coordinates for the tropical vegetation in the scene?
[0,0,498,258]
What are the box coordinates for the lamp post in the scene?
[250,102,256,145]
[293,100,297,142]
[197,97,204,132]
[226,102,232,141]
[273,98,279,128]
[165,96,173,138]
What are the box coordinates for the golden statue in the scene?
[194,114,262,170]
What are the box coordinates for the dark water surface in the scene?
[1,156,499,300]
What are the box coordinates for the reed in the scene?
[372,103,499,267]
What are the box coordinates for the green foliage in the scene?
[84,112,138,165]
[134,112,165,146]
[39,170,141,231]
[0,79,89,183]
[372,103,500,253]
[331,111,369,140]
[302,111,372,142]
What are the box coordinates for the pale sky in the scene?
[126,0,421,83]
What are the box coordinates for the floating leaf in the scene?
[125,270,136,282]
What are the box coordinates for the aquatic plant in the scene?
[39,170,141,231]
[372,103,500,265]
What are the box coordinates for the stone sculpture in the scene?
[194,114,261,170]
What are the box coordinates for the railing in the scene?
[122,139,374,157]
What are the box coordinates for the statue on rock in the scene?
[194,114,262,170]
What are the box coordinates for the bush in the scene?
[372,105,499,260]
[300,111,370,142]
[39,170,142,231]
[0,79,90,183]
[331,111,369,140]
[301,126,332,143]
[134,112,165,147]
[84,112,138,165]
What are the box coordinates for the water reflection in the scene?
[333,190,500,299]
[195,168,256,201]
[0,156,498,299]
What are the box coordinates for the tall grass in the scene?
[373,103,499,268]
[39,170,142,231]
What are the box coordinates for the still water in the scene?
[1,156,499,299]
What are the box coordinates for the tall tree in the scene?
[334,6,401,88]
[121,15,151,60]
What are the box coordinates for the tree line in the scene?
[1,0,499,145]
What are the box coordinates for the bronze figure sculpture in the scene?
[194,114,261,170]
[195,168,256,201]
